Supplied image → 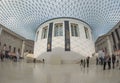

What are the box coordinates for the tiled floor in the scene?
[0,60,120,83]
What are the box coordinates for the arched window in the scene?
[13,47,16,53]
[9,45,11,51]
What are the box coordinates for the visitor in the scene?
[107,55,111,70]
[118,54,120,70]
[0,50,4,61]
[42,59,45,63]
[83,59,86,68]
[103,55,107,70]
[86,56,90,68]
[96,57,99,65]
[80,59,83,66]
[112,54,116,69]
[116,55,119,67]
[116,59,119,67]
[16,50,20,62]
[33,58,36,63]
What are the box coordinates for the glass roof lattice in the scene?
[0,0,120,40]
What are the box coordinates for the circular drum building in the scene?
[34,17,95,64]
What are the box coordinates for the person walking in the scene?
[0,50,4,61]
[116,55,119,67]
[112,54,116,69]
[107,55,111,70]
[96,57,99,65]
[42,59,45,63]
[80,59,83,66]
[83,59,86,68]
[103,55,107,70]
[86,56,90,68]
[118,54,120,70]
[16,50,20,62]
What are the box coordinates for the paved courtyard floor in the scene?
[0,60,120,83]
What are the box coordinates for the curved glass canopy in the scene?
[0,0,120,40]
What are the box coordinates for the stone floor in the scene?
[0,60,120,83]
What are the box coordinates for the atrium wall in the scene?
[95,21,120,56]
[108,21,120,55]
[0,24,34,57]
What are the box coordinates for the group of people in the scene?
[0,50,20,62]
[80,56,90,68]
[103,54,117,70]
[96,52,120,70]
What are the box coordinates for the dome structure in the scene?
[0,0,120,40]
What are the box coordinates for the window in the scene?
[13,47,16,53]
[118,43,120,49]
[71,23,79,37]
[9,45,11,51]
[54,23,63,36]
[41,26,48,39]
[36,31,39,41]
[84,27,90,39]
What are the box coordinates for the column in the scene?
[115,29,120,40]
[0,27,2,49]
[115,28,120,49]
[111,32,117,51]
[0,27,2,36]
[107,36,112,55]
[21,40,25,57]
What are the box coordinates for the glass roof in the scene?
[0,0,120,40]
